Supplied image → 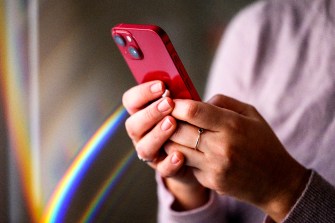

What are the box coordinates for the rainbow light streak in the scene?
[1,0,42,221]
[80,149,136,223]
[41,105,129,223]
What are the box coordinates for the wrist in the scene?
[164,177,210,211]
[265,165,311,222]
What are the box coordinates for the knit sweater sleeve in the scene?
[265,170,335,223]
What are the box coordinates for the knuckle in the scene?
[125,119,137,139]
[212,94,221,100]
[217,144,234,168]
[226,118,245,136]
[122,91,136,114]
[185,101,201,119]
[242,102,259,117]
[159,167,173,178]
[211,94,222,104]
[144,106,157,121]
[121,93,129,108]
[151,128,162,142]
[135,143,152,160]
[228,118,241,131]
[246,104,257,114]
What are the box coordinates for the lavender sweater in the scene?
[157,0,335,222]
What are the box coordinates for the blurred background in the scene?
[0,0,255,222]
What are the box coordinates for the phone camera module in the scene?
[128,46,142,59]
[113,35,126,47]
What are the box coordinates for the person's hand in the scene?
[166,94,310,221]
[122,81,209,210]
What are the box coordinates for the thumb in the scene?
[156,151,184,178]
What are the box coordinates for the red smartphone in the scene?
[111,23,201,101]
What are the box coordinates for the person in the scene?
[122,0,335,222]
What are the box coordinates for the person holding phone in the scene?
[122,0,335,222]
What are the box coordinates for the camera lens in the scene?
[128,46,141,59]
[113,35,126,47]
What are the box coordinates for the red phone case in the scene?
[112,23,201,101]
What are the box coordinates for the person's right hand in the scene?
[122,81,209,210]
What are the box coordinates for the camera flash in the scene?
[126,36,132,42]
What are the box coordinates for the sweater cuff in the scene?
[156,173,226,223]
[265,170,335,223]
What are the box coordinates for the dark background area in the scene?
[1,1,255,222]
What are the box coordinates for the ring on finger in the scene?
[194,128,204,151]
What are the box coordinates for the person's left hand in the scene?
[165,94,310,222]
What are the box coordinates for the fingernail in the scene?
[158,99,171,112]
[161,118,172,131]
[162,89,170,98]
[150,82,163,93]
[171,153,180,164]
[137,154,152,163]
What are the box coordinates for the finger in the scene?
[126,97,174,141]
[172,99,235,131]
[207,94,254,116]
[169,122,209,151]
[164,141,204,169]
[123,81,165,114]
[136,116,177,161]
[155,151,184,178]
